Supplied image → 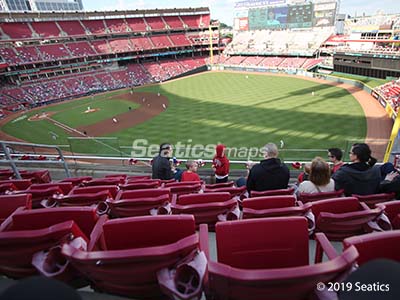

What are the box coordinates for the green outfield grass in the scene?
[2,72,367,160]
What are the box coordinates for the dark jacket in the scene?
[332,162,381,196]
[152,155,174,180]
[246,158,290,192]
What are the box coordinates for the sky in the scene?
[83,0,400,26]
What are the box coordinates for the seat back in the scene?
[377,201,400,228]
[108,194,170,217]
[102,215,195,250]
[204,186,246,197]
[343,231,400,265]
[242,195,296,210]
[120,181,160,190]
[83,178,124,186]
[116,188,170,200]
[311,197,360,218]
[70,185,119,199]
[0,194,32,223]
[29,183,73,195]
[297,189,344,203]
[0,179,32,190]
[205,181,235,189]
[8,207,98,237]
[60,176,92,186]
[177,192,231,205]
[250,187,295,197]
[215,217,309,269]
[353,193,395,208]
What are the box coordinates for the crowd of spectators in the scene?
[0,57,206,112]
[374,79,400,112]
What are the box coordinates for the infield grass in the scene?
[2,72,367,160]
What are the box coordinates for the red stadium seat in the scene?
[126,175,151,181]
[250,187,295,197]
[311,197,389,240]
[205,181,235,189]
[164,182,203,196]
[204,186,247,198]
[352,193,395,208]
[29,182,73,195]
[0,194,32,224]
[297,189,344,203]
[172,192,239,230]
[0,207,102,280]
[47,190,111,208]
[16,186,63,208]
[62,215,199,299]
[376,200,400,229]
[120,181,160,190]
[105,188,171,217]
[0,183,16,194]
[0,179,32,190]
[59,176,93,186]
[199,217,358,300]
[69,185,119,199]
[82,177,125,186]
[242,195,314,232]
[343,231,400,266]
[19,170,51,184]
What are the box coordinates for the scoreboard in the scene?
[235,0,337,31]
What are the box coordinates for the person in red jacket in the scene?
[181,160,201,182]
[212,144,230,183]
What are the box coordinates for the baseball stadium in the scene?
[0,0,400,299]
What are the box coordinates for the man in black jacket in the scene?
[152,143,175,180]
[246,143,290,192]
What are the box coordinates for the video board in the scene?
[235,0,337,31]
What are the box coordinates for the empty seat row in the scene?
[2,211,399,299]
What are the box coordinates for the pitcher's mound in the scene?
[84,108,99,114]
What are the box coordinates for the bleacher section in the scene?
[225,27,333,56]
[374,79,400,113]
[0,8,214,112]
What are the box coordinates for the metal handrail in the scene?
[0,140,71,179]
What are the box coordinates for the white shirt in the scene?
[297,179,335,194]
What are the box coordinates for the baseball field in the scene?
[1,71,390,161]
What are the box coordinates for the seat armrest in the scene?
[314,232,339,263]
[199,224,209,260]
[88,215,108,251]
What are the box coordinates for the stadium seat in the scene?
[352,192,395,208]
[104,188,171,217]
[250,187,295,197]
[69,185,119,199]
[19,169,51,184]
[242,195,314,232]
[0,179,32,190]
[15,186,63,208]
[0,194,32,224]
[62,215,200,299]
[200,217,359,300]
[204,186,247,199]
[164,182,203,196]
[29,182,73,195]
[376,200,400,229]
[297,189,344,203]
[59,176,93,186]
[119,180,161,190]
[82,177,125,186]
[46,190,111,208]
[311,197,390,240]
[0,182,16,194]
[126,175,151,181]
[205,181,235,189]
[343,231,400,266]
[171,192,240,229]
[0,207,102,280]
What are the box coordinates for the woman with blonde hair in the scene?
[297,157,335,194]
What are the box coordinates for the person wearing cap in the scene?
[212,144,230,183]
[332,143,381,196]
[152,143,175,180]
[246,143,290,193]
[328,147,344,174]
